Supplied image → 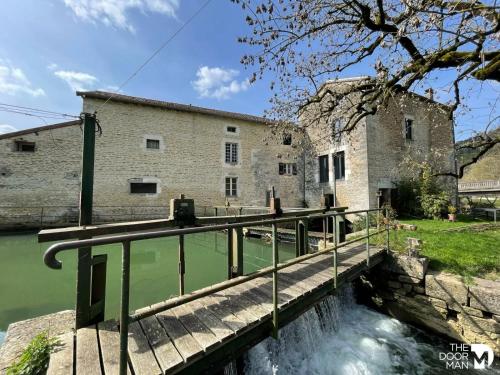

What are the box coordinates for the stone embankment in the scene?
[359,253,500,356]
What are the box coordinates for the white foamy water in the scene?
[244,285,499,375]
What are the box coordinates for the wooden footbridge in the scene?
[39,205,389,374]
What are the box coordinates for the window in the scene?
[15,141,35,152]
[225,177,238,197]
[225,142,238,164]
[283,133,292,145]
[279,163,297,176]
[332,118,343,142]
[404,118,413,140]
[319,155,329,183]
[333,151,345,180]
[130,182,157,194]
[146,139,160,149]
[227,126,237,133]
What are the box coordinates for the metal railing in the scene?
[42,207,389,374]
[458,180,500,192]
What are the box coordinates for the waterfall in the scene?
[243,284,499,375]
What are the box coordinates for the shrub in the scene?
[7,332,59,375]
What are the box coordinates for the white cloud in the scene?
[192,66,250,100]
[54,70,99,91]
[0,64,45,97]
[63,0,179,32]
[0,124,18,135]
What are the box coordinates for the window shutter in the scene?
[292,163,297,175]
[279,163,284,175]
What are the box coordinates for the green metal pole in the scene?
[333,215,337,290]
[386,207,390,253]
[272,223,279,339]
[179,231,185,295]
[366,212,370,267]
[76,112,96,328]
[119,241,131,375]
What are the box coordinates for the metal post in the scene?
[228,228,243,278]
[272,223,279,339]
[322,217,327,248]
[179,231,185,295]
[119,241,131,375]
[76,112,96,329]
[333,215,337,289]
[295,221,300,257]
[386,207,390,253]
[366,212,370,267]
[40,207,44,227]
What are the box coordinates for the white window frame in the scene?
[225,176,238,197]
[225,142,239,164]
[142,135,165,152]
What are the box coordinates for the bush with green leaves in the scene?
[419,163,450,219]
[7,332,59,375]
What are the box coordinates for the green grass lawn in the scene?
[374,215,500,280]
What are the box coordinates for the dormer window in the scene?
[15,140,35,152]
[404,117,413,140]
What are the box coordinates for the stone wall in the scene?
[358,253,500,356]
[0,98,305,228]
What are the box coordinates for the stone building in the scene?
[0,92,304,228]
[302,77,457,212]
[0,77,457,228]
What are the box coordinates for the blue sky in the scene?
[0,0,497,140]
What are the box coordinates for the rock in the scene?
[398,275,421,285]
[413,286,425,294]
[388,281,402,289]
[458,313,500,334]
[425,271,468,311]
[402,284,413,293]
[381,253,428,279]
[469,277,500,315]
[461,306,485,318]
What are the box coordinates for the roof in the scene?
[319,76,451,110]
[0,120,82,140]
[77,91,274,125]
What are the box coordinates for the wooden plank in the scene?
[172,304,219,351]
[98,320,131,375]
[139,315,183,373]
[197,296,247,333]
[231,283,273,313]
[208,293,259,325]
[47,331,73,375]
[189,301,235,341]
[157,309,203,362]
[128,321,162,375]
[76,326,101,375]
[222,287,270,319]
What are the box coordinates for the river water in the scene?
[0,231,295,337]
[244,286,500,374]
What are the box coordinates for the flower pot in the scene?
[448,213,456,222]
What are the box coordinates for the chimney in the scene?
[425,88,434,101]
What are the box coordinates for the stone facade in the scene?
[0,93,304,228]
[358,253,500,356]
[302,78,457,212]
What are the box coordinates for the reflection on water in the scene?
[0,231,295,333]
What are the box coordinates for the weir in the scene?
[38,206,389,374]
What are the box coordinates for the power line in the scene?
[0,108,80,121]
[0,102,80,119]
[96,0,214,112]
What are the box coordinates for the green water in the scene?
[0,231,295,332]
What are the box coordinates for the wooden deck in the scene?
[46,243,385,375]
